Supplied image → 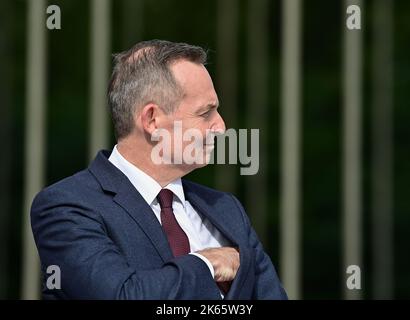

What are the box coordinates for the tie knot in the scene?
[157,189,174,209]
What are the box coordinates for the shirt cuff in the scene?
[189,253,215,279]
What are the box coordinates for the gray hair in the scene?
[107,39,207,140]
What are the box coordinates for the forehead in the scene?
[170,60,218,104]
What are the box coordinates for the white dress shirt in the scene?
[108,145,230,280]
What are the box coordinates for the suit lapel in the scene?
[113,184,173,262]
[183,181,252,299]
[183,185,239,246]
[89,151,173,262]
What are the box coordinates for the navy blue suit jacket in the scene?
[31,150,287,300]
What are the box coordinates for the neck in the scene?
[116,137,188,188]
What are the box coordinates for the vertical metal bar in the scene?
[372,0,394,299]
[343,0,363,300]
[216,0,238,193]
[280,0,302,300]
[21,0,47,300]
[246,0,269,246]
[89,0,111,160]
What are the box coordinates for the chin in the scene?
[192,159,210,169]
[182,157,210,173]
[180,146,214,170]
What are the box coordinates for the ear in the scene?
[139,103,162,135]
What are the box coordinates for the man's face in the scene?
[160,60,226,168]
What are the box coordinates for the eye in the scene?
[200,109,212,118]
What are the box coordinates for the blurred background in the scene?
[0,0,409,299]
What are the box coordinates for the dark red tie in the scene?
[157,189,231,295]
[157,189,190,257]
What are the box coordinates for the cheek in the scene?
[180,125,209,147]
[183,118,208,133]
[159,115,176,133]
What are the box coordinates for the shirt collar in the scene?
[108,145,186,208]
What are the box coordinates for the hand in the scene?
[196,247,240,282]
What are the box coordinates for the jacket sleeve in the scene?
[31,187,221,300]
[230,194,288,300]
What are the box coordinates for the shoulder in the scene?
[31,168,101,212]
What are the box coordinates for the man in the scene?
[31,40,287,300]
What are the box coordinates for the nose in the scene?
[211,111,226,135]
